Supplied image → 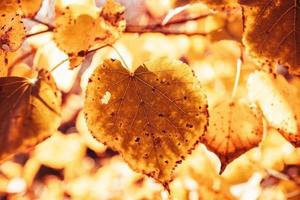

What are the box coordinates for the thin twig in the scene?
[29,18,55,29]
[127,13,213,29]
[26,28,54,38]
[50,58,69,72]
[125,28,207,36]
[50,44,111,72]
[125,13,213,36]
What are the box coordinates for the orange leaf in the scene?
[201,99,263,170]
[84,58,208,187]
[0,70,61,161]
[0,1,26,51]
[247,71,300,146]
[240,0,300,74]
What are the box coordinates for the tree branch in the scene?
[125,14,213,36]
[26,28,54,38]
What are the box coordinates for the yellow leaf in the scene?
[53,5,100,57]
[259,128,299,171]
[20,0,42,17]
[201,99,263,170]
[171,145,235,200]
[222,129,300,184]
[247,71,300,146]
[34,132,86,170]
[84,58,208,186]
[10,63,37,78]
[0,70,61,161]
[240,0,300,74]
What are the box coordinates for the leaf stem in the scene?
[50,58,69,72]
[231,49,243,100]
[50,44,111,72]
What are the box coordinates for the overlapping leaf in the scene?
[53,4,101,60]
[201,99,263,170]
[171,146,236,200]
[0,1,26,51]
[240,0,300,74]
[221,128,300,186]
[84,58,208,186]
[0,70,61,161]
[248,71,300,146]
[19,0,43,17]
[53,0,125,68]
[97,0,126,44]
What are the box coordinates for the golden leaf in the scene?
[240,0,300,74]
[34,132,86,170]
[0,1,26,51]
[54,0,125,68]
[171,146,235,200]
[247,71,300,146]
[19,0,43,17]
[84,58,208,186]
[201,99,263,170]
[53,5,100,57]
[76,111,107,153]
[222,128,300,185]
[0,70,61,161]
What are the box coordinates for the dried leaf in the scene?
[201,99,263,170]
[247,71,300,146]
[0,70,61,161]
[84,58,208,186]
[0,1,26,51]
[240,0,300,74]
[96,0,126,45]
